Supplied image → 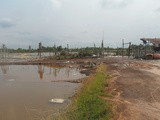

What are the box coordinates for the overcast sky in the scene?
[0,0,160,49]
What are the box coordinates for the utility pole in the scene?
[144,43,147,59]
[122,39,124,57]
[29,45,31,53]
[67,44,69,52]
[67,44,69,57]
[54,44,57,56]
[128,42,131,58]
[94,43,96,48]
[38,42,42,58]
[101,40,104,58]
[101,31,104,58]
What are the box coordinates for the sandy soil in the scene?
[104,57,160,120]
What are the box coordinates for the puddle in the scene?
[0,65,85,120]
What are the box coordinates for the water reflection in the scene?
[37,65,44,79]
[39,65,85,81]
[65,67,70,78]
[0,65,83,120]
[53,68,60,78]
[1,65,9,74]
[0,65,85,81]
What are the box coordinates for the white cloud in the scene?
[100,0,132,9]
[0,17,14,28]
[50,0,62,8]
[82,29,88,34]
[155,7,160,12]
[1,18,12,22]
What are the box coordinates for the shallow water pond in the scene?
[0,65,85,120]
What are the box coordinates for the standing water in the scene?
[0,65,85,120]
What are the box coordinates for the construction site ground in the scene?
[1,55,160,120]
[104,57,160,120]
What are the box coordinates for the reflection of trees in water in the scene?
[65,67,71,78]
[0,44,8,59]
[76,67,79,71]
[49,67,51,74]
[38,65,82,80]
[64,67,80,78]
[1,65,9,74]
[38,65,44,79]
[53,68,60,78]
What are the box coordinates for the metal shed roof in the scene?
[140,38,160,44]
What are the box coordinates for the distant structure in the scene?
[67,44,69,53]
[140,38,160,59]
[29,45,31,52]
[101,40,104,57]
[132,38,160,59]
[140,38,160,52]
[54,44,57,56]
[38,42,42,58]
[67,44,69,50]
[94,43,96,48]
[122,40,131,58]
[101,31,104,57]
[101,40,104,48]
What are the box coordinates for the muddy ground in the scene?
[104,57,160,120]
[2,56,160,119]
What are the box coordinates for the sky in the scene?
[0,0,160,49]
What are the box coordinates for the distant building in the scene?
[140,38,160,59]
[140,38,160,52]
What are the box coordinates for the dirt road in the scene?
[104,57,160,120]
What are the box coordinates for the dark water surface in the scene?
[0,65,85,120]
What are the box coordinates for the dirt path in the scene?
[105,58,160,120]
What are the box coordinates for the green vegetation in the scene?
[54,65,112,120]
[7,42,132,58]
[7,44,133,59]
